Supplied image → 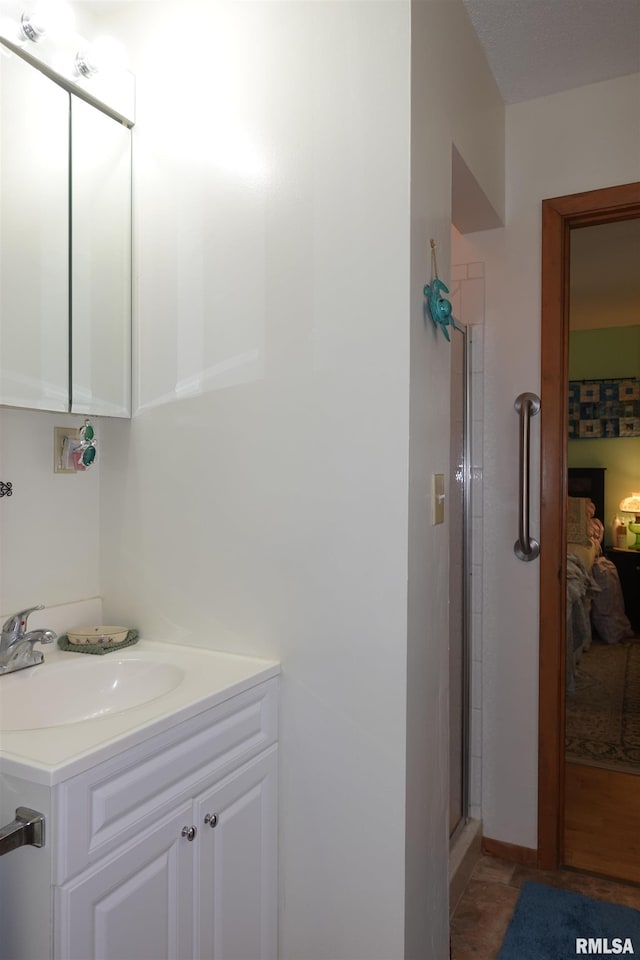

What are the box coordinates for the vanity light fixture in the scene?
[74,49,98,77]
[19,0,75,44]
[19,10,46,42]
[2,1,134,121]
[74,36,126,80]
[619,492,640,550]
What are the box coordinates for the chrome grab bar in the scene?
[0,807,45,857]
[514,392,540,562]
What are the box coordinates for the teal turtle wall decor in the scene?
[424,239,456,341]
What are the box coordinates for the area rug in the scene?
[565,640,640,769]
[498,881,640,959]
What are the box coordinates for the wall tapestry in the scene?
[569,378,640,439]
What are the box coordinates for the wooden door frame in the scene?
[538,180,640,870]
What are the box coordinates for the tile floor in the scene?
[450,855,640,959]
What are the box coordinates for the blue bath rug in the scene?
[498,881,640,959]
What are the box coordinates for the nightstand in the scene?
[606,548,640,632]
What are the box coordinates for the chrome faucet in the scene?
[0,605,56,675]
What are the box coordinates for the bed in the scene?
[566,467,633,690]
[566,469,606,690]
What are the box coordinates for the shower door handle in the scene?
[514,392,540,562]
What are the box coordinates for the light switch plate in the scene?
[432,473,445,525]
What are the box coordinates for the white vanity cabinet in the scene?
[194,751,278,960]
[55,750,278,960]
[1,674,278,960]
[55,801,196,960]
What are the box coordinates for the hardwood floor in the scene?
[564,762,640,884]
[450,855,640,959]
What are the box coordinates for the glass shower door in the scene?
[449,323,470,838]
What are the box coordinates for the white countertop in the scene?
[0,640,280,785]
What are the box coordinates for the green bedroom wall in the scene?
[568,437,640,545]
[569,325,640,379]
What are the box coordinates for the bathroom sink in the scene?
[0,657,185,731]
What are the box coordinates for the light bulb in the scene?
[75,35,126,78]
[20,0,75,43]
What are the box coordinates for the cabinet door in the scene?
[195,748,278,960]
[55,803,195,960]
[0,47,69,411]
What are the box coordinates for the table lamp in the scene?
[619,493,640,550]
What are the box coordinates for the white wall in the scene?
[0,408,100,619]
[101,3,411,958]
[2,9,636,935]
[405,1,502,954]
[467,73,640,849]
[99,2,504,958]
[1,2,504,957]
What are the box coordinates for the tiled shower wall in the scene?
[450,262,485,821]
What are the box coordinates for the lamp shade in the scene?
[619,493,640,515]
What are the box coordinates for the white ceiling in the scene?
[463,0,640,103]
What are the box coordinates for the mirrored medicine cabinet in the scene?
[0,43,132,417]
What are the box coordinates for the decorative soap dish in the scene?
[67,626,129,646]
[59,628,139,655]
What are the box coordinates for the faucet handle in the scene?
[1,605,45,636]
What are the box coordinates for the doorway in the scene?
[538,180,640,882]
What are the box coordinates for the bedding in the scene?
[590,558,634,644]
[566,497,603,690]
[565,495,632,691]
[568,539,599,573]
[566,550,598,691]
[567,497,604,554]
[567,496,594,547]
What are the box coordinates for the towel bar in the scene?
[0,807,45,857]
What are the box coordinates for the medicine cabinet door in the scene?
[71,96,132,417]
[0,47,69,411]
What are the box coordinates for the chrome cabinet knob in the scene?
[204,813,218,828]
[181,825,197,841]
